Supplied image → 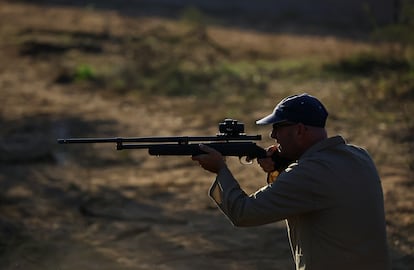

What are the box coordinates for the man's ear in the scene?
[296,123,307,136]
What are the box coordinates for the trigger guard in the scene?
[239,156,253,165]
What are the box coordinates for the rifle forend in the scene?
[57,119,267,160]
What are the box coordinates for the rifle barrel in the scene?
[57,135,262,145]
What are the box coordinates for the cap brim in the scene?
[256,113,286,125]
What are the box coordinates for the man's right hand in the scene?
[258,145,279,173]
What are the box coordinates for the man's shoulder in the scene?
[301,135,345,159]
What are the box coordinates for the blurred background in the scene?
[0,0,413,269]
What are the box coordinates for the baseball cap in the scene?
[256,93,328,127]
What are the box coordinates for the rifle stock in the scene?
[127,142,266,158]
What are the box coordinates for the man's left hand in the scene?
[191,144,226,174]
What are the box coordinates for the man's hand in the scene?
[258,145,279,173]
[191,144,226,174]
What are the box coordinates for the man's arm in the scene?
[193,145,330,227]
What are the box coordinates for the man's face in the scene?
[270,122,300,160]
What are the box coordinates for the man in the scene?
[192,93,390,270]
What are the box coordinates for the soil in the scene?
[0,1,413,269]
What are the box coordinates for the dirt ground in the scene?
[0,1,413,270]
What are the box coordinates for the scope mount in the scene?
[218,119,246,137]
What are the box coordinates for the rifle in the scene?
[57,119,268,161]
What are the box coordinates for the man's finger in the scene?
[266,145,279,156]
[199,144,218,154]
[192,144,211,160]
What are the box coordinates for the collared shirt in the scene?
[209,136,390,270]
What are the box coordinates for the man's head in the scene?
[256,93,328,159]
[256,93,328,127]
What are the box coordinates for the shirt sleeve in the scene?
[209,161,330,227]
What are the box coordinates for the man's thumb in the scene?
[199,144,213,153]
